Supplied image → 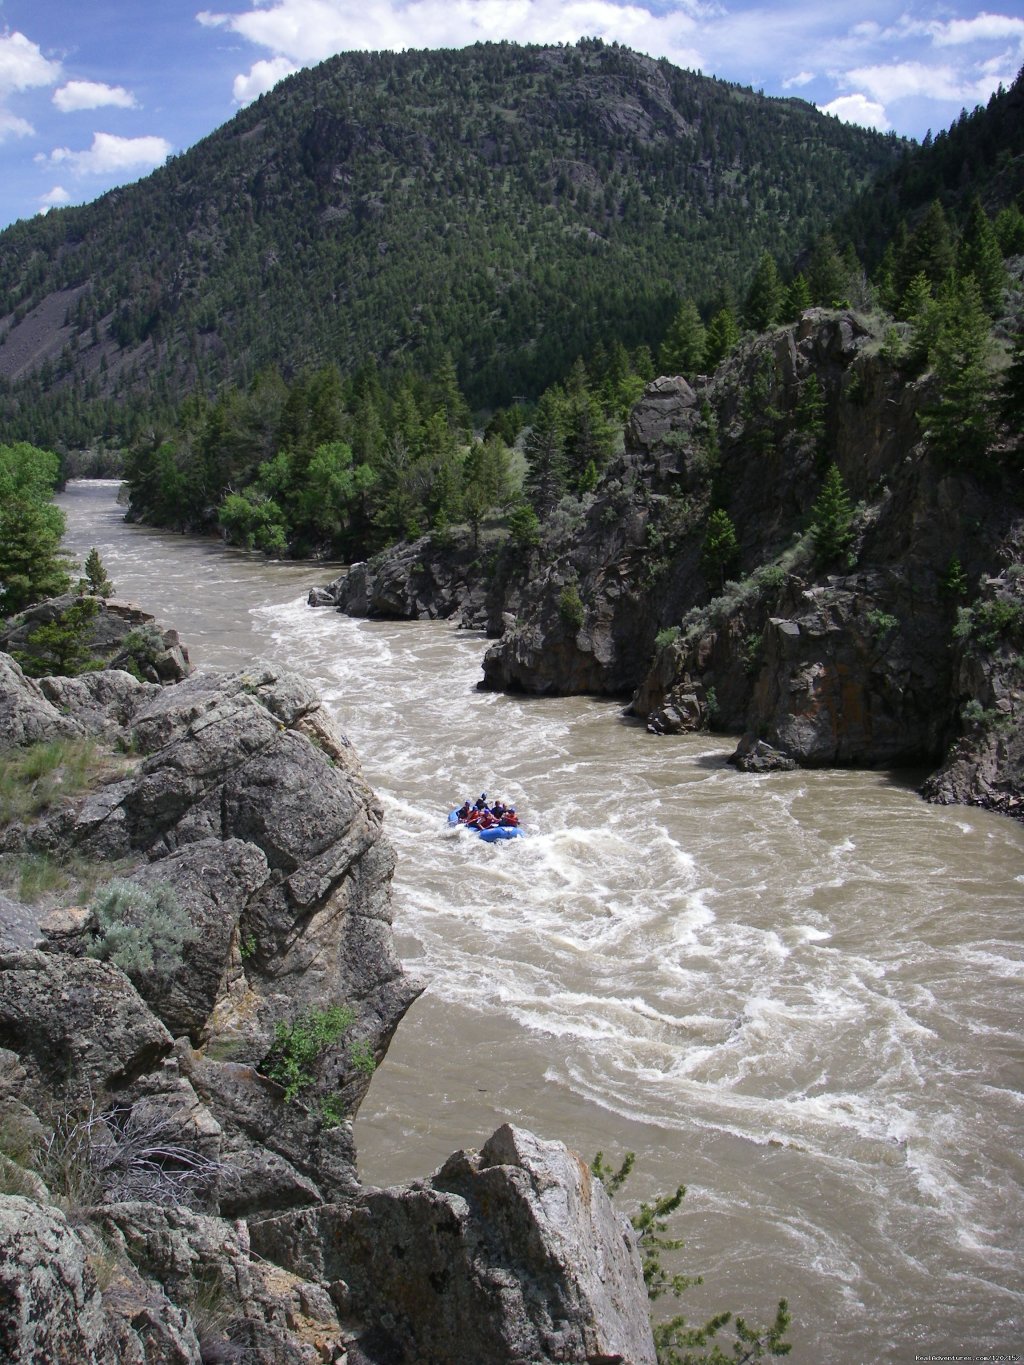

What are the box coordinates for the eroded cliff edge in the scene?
[0,648,655,1364]
[316,310,1023,819]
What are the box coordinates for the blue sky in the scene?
[1,0,1022,228]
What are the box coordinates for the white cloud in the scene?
[53,80,138,113]
[233,57,300,104]
[0,107,34,141]
[818,92,891,131]
[41,131,172,177]
[0,29,61,95]
[930,13,1024,47]
[782,70,814,89]
[841,60,964,104]
[39,184,71,209]
[198,0,706,75]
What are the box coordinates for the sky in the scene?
[0,0,1022,229]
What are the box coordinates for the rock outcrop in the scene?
[0,649,656,1362]
[312,311,1023,815]
[313,528,506,630]
[0,594,191,684]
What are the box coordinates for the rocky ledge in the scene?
[0,650,655,1363]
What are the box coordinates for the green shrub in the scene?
[866,610,898,637]
[558,583,586,631]
[13,599,101,678]
[754,564,787,593]
[87,879,196,978]
[263,1004,355,1103]
[348,1038,377,1076]
[319,1095,348,1128]
[973,598,1023,649]
[654,626,680,651]
[120,624,167,679]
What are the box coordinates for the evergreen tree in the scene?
[659,299,707,376]
[809,464,855,567]
[430,351,473,439]
[795,374,826,451]
[81,547,114,598]
[562,359,614,494]
[994,203,1024,256]
[1000,328,1024,443]
[807,234,848,308]
[895,200,955,297]
[957,195,1006,315]
[0,498,72,615]
[524,388,569,515]
[744,252,784,332]
[705,304,740,370]
[920,274,996,466]
[701,508,739,589]
[783,273,812,320]
[14,598,100,678]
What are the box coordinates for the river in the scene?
[56,479,1024,1364]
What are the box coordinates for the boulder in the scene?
[729,733,798,773]
[0,653,84,749]
[320,1123,657,1365]
[0,951,172,1109]
[0,1196,128,1364]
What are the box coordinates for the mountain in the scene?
[0,38,905,449]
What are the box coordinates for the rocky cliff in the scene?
[315,310,1023,817]
[0,650,655,1362]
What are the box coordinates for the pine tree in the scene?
[562,360,614,494]
[0,497,72,615]
[783,273,812,320]
[524,388,569,515]
[809,464,855,567]
[920,274,996,466]
[744,252,784,332]
[82,547,114,598]
[895,200,955,297]
[1000,328,1024,443]
[807,234,848,308]
[705,305,740,370]
[957,195,1006,316]
[994,203,1024,256]
[659,299,707,376]
[14,598,100,678]
[701,508,739,589]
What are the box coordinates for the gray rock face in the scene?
[0,950,173,1110]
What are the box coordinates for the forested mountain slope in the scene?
[0,38,904,448]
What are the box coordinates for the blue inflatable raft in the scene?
[447,810,524,841]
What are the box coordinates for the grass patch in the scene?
[0,738,108,825]
[0,849,128,907]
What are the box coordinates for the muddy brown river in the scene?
[57,480,1024,1363]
